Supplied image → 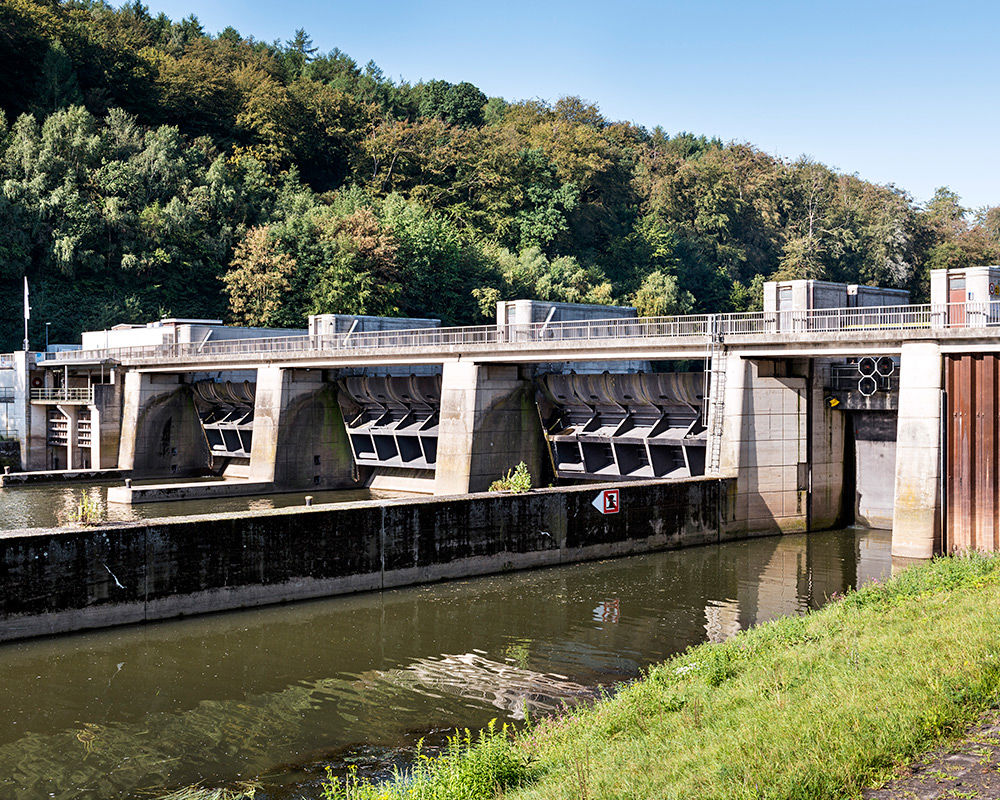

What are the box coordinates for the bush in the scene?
[488,462,532,493]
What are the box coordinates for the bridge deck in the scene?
[40,302,1000,371]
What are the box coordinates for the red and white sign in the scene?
[592,488,620,515]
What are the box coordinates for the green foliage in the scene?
[632,270,694,316]
[489,462,532,493]
[34,39,83,115]
[0,0,996,348]
[320,721,533,800]
[71,491,101,525]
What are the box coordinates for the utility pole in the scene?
[22,277,29,352]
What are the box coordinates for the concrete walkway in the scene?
[865,711,1000,799]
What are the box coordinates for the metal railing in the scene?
[29,387,95,403]
[39,301,1000,367]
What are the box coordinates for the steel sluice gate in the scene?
[536,372,707,481]
[945,354,1000,553]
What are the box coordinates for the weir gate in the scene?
[6,271,1000,560]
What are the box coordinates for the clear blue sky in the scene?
[145,0,999,210]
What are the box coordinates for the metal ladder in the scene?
[704,316,728,475]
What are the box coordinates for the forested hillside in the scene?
[1,0,998,349]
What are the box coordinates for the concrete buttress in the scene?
[433,362,546,495]
[117,372,207,476]
[248,367,355,489]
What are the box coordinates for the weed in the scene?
[488,462,532,494]
[71,491,102,525]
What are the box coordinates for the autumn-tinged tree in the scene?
[310,206,401,316]
[222,226,296,326]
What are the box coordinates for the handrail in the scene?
[29,387,95,403]
[38,300,1000,367]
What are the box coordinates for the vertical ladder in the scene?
[704,315,727,475]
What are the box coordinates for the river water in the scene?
[0,525,890,800]
[0,483,401,529]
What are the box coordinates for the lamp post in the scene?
[45,322,50,351]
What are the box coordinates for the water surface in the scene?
[0,483,401,529]
[0,527,890,799]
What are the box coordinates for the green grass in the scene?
[319,721,534,800]
[319,553,1000,800]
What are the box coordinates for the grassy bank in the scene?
[320,553,1000,800]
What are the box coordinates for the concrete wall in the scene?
[92,382,124,469]
[719,355,843,535]
[0,477,728,641]
[891,342,943,558]
[434,363,547,495]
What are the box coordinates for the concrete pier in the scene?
[248,367,355,490]
[434,363,546,495]
[117,372,207,476]
[891,342,943,559]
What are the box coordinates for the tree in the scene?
[632,270,694,317]
[310,207,402,316]
[416,79,485,127]
[926,187,966,237]
[222,226,296,326]
[33,40,83,115]
[282,28,317,80]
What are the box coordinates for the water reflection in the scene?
[0,527,891,800]
[0,483,399,530]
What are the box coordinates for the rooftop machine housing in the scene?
[762,280,910,315]
[80,318,308,350]
[308,314,441,338]
[496,299,638,326]
[929,266,1000,326]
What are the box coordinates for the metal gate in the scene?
[945,353,1000,552]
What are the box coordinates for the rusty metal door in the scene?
[949,277,966,327]
[945,354,1000,552]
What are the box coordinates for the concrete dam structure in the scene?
[4,267,1000,568]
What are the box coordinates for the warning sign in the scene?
[592,488,620,515]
